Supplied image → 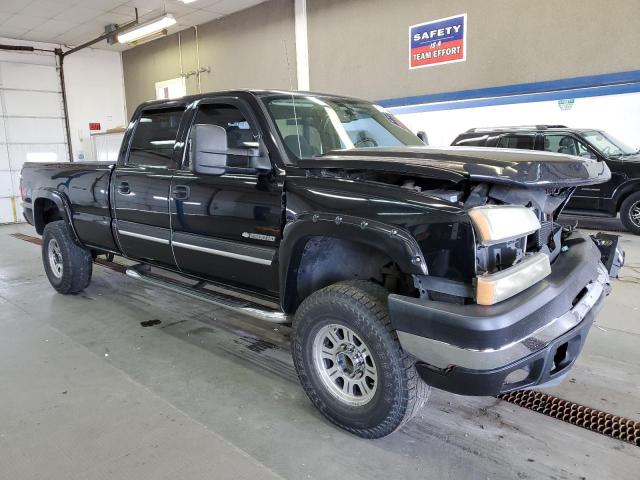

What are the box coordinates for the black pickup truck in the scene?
[452,126,640,234]
[21,90,613,438]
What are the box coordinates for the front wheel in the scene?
[42,220,93,294]
[620,191,640,235]
[292,281,430,438]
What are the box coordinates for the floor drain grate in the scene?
[9,232,42,245]
[10,233,126,273]
[499,390,640,446]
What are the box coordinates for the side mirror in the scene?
[190,124,229,175]
[190,124,271,175]
[417,131,428,145]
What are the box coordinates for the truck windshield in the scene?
[264,95,423,160]
[583,130,637,157]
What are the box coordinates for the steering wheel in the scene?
[354,136,378,148]
[601,146,612,156]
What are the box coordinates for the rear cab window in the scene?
[128,107,185,168]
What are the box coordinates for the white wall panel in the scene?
[7,144,67,172]
[0,51,68,223]
[11,171,20,195]
[0,198,15,224]
[0,147,9,170]
[0,44,127,223]
[394,91,640,148]
[0,62,60,91]
[92,132,124,162]
[5,117,66,144]
[0,172,13,197]
[3,90,63,117]
[65,48,127,161]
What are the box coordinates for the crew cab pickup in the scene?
[21,90,614,438]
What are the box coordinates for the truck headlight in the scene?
[476,252,551,305]
[469,205,540,245]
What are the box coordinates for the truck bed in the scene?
[21,161,117,251]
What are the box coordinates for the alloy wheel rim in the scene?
[630,201,640,227]
[48,238,63,278]
[312,323,378,406]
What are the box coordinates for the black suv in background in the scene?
[452,126,640,234]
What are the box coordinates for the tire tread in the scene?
[620,191,640,235]
[293,280,429,438]
[42,220,92,294]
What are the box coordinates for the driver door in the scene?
[169,98,283,295]
[542,133,609,212]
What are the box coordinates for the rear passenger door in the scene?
[113,105,185,267]
[495,133,536,150]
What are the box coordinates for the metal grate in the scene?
[9,233,126,273]
[534,220,554,249]
[499,390,640,446]
[9,232,41,245]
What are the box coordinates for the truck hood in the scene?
[297,146,611,188]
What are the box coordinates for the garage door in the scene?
[0,56,68,224]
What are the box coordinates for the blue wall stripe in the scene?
[386,82,640,114]
[377,69,640,110]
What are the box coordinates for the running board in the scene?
[560,210,614,218]
[125,265,290,324]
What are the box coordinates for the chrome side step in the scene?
[125,265,290,324]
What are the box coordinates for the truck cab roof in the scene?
[136,89,368,110]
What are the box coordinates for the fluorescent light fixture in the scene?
[118,14,176,44]
[179,0,199,3]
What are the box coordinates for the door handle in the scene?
[117,181,130,194]
[172,185,190,200]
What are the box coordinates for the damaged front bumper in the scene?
[389,231,610,396]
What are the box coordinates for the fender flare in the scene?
[33,188,82,244]
[278,213,427,312]
[613,180,640,210]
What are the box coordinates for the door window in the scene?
[495,134,535,149]
[543,134,596,159]
[187,103,260,169]
[128,108,185,168]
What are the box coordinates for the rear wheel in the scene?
[292,280,430,438]
[620,192,640,235]
[42,220,92,294]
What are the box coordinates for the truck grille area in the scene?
[533,220,554,249]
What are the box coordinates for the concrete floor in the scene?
[0,222,639,480]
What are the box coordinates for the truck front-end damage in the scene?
[392,229,609,395]
[384,152,614,395]
[298,145,616,397]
